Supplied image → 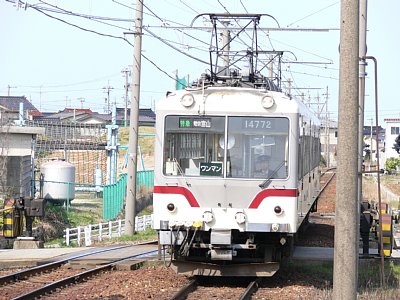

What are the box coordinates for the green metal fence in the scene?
[102,171,154,220]
[136,170,154,191]
[103,173,127,220]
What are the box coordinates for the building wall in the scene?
[0,126,44,198]
[3,156,32,197]
[384,119,400,164]
[321,126,338,167]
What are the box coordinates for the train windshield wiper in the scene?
[259,161,285,189]
[172,158,191,187]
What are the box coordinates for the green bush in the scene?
[385,157,400,173]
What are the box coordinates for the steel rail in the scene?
[0,240,157,285]
[169,279,197,300]
[12,249,159,300]
[239,278,261,300]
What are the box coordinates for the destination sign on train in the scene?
[179,118,212,128]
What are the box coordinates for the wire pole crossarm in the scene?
[125,0,143,236]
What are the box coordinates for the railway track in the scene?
[0,242,158,299]
[170,277,261,300]
[318,168,336,199]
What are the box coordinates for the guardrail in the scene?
[63,214,153,246]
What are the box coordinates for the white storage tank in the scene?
[40,160,75,205]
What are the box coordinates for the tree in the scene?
[393,134,400,154]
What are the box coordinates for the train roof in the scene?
[156,85,320,126]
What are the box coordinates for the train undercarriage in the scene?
[160,228,294,276]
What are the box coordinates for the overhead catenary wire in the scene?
[5,0,339,112]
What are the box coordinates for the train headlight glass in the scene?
[274,206,284,215]
[167,203,176,213]
[202,211,214,223]
[235,212,246,224]
[261,95,274,109]
[180,93,195,107]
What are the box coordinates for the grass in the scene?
[38,194,154,247]
[283,260,400,297]
[138,205,153,217]
[118,126,155,172]
[362,174,400,210]
[108,227,157,243]
[118,126,155,156]
[44,199,103,229]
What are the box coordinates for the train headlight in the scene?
[271,223,280,232]
[202,211,214,223]
[180,93,195,107]
[261,95,274,109]
[235,212,246,224]
[167,203,176,213]
[274,206,284,215]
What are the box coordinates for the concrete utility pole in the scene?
[333,0,359,299]
[78,97,85,109]
[125,0,143,236]
[357,0,368,217]
[122,68,131,127]
[7,85,16,96]
[324,86,330,167]
[103,83,114,114]
[221,23,230,76]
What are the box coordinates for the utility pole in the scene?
[78,97,85,109]
[333,1,359,299]
[39,85,43,111]
[268,54,274,80]
[125,0,143,236]
[103,83,114,114]
[358,0,368,204]
[7,85,16,96]
[369,118,373,170]
[324,86,330,167]
[221,22,230,76]
[122,68,131,127]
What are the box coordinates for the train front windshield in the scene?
[163,116,289,179]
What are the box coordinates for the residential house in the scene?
[0,96,40,124]
[320,119,338,167]
[384,118,400,165]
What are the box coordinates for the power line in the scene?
[29,5,130,42]
[286,1,339,27]
[240,0,249,13]
[142,28,209,65]
[17,73,121,88]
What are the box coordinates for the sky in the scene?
[0,0,398,126]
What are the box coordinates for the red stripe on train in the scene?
[154,186,297,209]
[248,189,298,209]
[153,186,200,207]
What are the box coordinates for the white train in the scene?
[153,73,321,276]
